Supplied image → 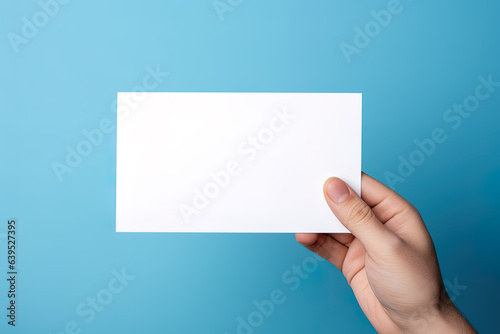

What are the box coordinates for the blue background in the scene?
[1,0,499,333]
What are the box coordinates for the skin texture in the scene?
[295,173,476,334]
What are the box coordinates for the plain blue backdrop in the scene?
[1,0,499,333]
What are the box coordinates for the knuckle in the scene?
[402,199,420,217]
[345,200,373,226]
[409,205,423,220]
[400,203,424,226]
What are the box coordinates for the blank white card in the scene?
[116,93,361,233]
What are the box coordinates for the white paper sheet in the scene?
[116,93,361,232]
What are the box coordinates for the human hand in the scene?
[295,173,476,333]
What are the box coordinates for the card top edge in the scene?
[116,92,363,95]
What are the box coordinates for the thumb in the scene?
[324,177,398,254]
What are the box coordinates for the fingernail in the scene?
[327,178,350,204]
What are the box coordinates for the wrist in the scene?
[429,305,475,334]
[406,298,476,334]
